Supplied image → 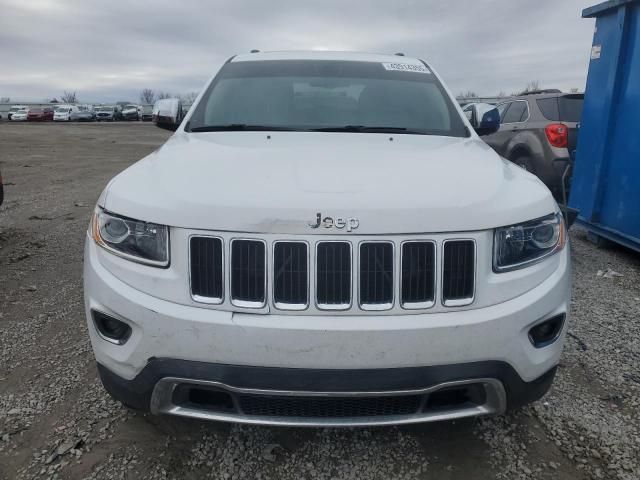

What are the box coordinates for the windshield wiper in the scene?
[310,125,425,134]
[189,124,305,132]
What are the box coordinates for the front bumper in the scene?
[84,237,570,425]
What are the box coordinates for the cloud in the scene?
[0,0,595,102]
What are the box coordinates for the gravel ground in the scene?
[0,122,638,480]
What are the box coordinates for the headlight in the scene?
[493,213,565,272]
[91,209,169,267]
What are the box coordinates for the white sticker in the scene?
[382,62,431,74]
[591,44,601,60]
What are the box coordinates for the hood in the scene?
[102,131,557,234]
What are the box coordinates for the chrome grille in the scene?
[189,235,477,311]
[401,241,436,308]
[359,242,393,309]
[230,239,266,307]
[442,240,475,306]
[190,237,223,303]
[316,242,351,309]
[273,242,308,309]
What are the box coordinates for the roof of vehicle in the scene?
[504,92,584,101]
[231,50,426,65]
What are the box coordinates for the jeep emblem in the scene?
[308,213,359,232]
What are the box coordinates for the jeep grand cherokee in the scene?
[84,51,570,427]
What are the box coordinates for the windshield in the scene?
[188,60,467,136]
[124,105,137,109]
[96,107,113,112]
[55,106,70,112]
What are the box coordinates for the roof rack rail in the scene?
[394,52,405,56]
[250,49,260,53]
[520,89,562,95]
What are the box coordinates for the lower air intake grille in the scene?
[190,237,223,301]
[273,242,308,308]
[316,242,351,308]
[359,242,393,308]
[442,240,475,305]
[238,394,422,418]
[231,240,266,306]
[401,241,435,307]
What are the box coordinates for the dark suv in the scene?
[480,91,583,195]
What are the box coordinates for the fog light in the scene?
[528,314,565,348]
[92,310,132,345]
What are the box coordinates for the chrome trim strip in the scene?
[358,240,395,311]
[188,234,224,305]
[229,238,268,309]
[150,377,506,427]
[399,240,437,310]
[441,238,476,307]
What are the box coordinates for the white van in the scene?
[53,105,79,121]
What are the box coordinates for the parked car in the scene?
[95,106,117,121]
[54,105,79,121]
[8,105,28,120]
[121,104,139,121]
[140,105,153,121]
[10,108,28,121]
[152,98,183,130]
[71,105,96,122]
[85,51,569,427]
[481,91,584,195]
[27,107,54,121]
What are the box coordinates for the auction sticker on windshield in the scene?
[382,62,431,74]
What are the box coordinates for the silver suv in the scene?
[480,91,583,195]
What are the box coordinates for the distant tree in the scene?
[0,97,9,103]
[456,91,478,99]
[520,80,540,95]
[157,91,172,100]
[180,91,199,104]
[570,87,580,93]
[140,88,156,104]
[496,91,507,98]
[49,98,59,103]
[61,91,78,103]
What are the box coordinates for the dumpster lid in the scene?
[583,0,639,18]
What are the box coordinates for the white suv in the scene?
[84,51,570,427]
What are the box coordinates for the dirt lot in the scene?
[0,122,639,480]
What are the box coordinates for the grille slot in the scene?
[401,241,436,308]
[273,242,308,309]
[238,394,422,418]
[316,242,351,309]
[442,240,475,306]
[230,239,266,307]
[359,242,394,309]
[190,237,223,302]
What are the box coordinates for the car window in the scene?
[536,95,583,122]
[501,101,527,123]
[189,60,468,137]
[497,103,510,123]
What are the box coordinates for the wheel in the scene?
[512,156,535,173]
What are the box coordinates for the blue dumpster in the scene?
[569,0,640,252]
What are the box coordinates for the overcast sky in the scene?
[1,0,596,103]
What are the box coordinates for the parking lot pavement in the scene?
[0,122,638,480]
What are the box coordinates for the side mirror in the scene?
[469,103,500,136]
